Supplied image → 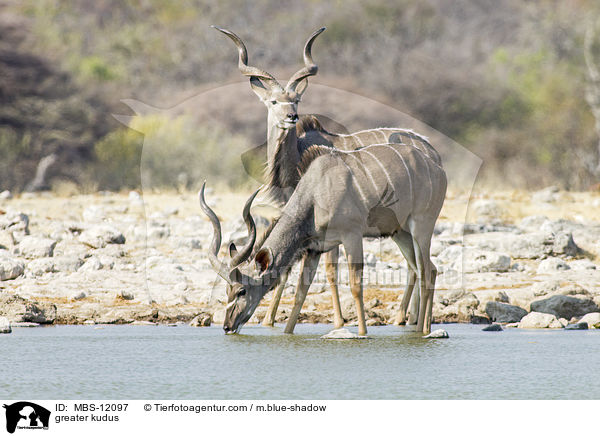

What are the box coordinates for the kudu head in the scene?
[212,26,325,131]
[199,183,275,333]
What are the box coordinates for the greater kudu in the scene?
[213,26,443,329]
[200,131,447,335]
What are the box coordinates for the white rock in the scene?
[519,215,550,232]
[0,190,12,200]
[473,199,501,217]
[0,256,25,280]
[518,311,561,329]
[82,205,106,222]
[321,328,367,339]
[17,236,56,258]
[578,312,600,328]
[79,257,102,271]
[364,253,377,267]
[532,186,559,203]
[26,258,55,276]
[568,259,597,270]
[0,316,11,333]
[424,329,449,338]
[79,225,125,249]
[452,249,511,273]
[128,191,143,204]
[537,257,570,274]
[72,291,87,300]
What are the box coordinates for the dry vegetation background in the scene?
[2,0,600,192]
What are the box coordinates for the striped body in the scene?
[282,140,446,251]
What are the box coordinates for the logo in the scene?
[3,402,50,434]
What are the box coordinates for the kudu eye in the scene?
[237,289,246,297]
[270,100,277,105]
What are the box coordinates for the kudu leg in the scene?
[408,286,420,326]
[391,231,418,326]
[284,252,321,334]
[324,246,344,329]
[262,271,288,327]
[343,237,367,336]
[409,221,435,335]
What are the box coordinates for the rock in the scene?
[79,257,102,271]
[532,186,559,203]
[531,280,561,297]
[0,256,25,280]
[530,295,600,319]
[128,191,142,204]
[189,313,212,327]
[0,190,12,200]
[519,215,549,232]
[482,323,503,331]
[364,252,377,267]
[564,322,588,330]
[477,290,510,310]
[578,312,600,329]
[82,205,106,222]
[54,255,84,272]
[26,258,55,276]
[537,257,570,274]
[551,232,579,257]
[173,237,203,250]
[11,322,40,327]
[120,290,135,300]
[424,329,449,338]
[17,236,56,258]
[436,245,463,265]
[485,301,528,323]
[518,312,562,329]
[0,211,29,240]
[0,316,11,333]
[321,328,367,339]
[79,225,125,248]
[72,291,87,300]
[0,294,56,323]
[473,199,502,217]
[455,249,511,273]
[569,259,597,270]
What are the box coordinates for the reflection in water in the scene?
[1,324,599,399]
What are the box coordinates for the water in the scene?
[2,323,599,399]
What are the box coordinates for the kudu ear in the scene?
[255,248,273,274]
[228,242,238,259]
[294,78,309,97]
[229,267,243,284]
[249,77,272,101]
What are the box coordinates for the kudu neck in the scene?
[259,197,313,295]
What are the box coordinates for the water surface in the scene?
[2,323,598,399]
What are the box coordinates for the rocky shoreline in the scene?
[1,187,600,333]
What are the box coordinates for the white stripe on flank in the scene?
[353,134,366,148]
[363,150,395,193]
[345,151,379,196]
[338,155,368,205]
[373,144,413,207]
[376,130,387,143]
[338,127,430,144]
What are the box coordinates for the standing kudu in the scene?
[200,133,446,335]
[213,26,443,330]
